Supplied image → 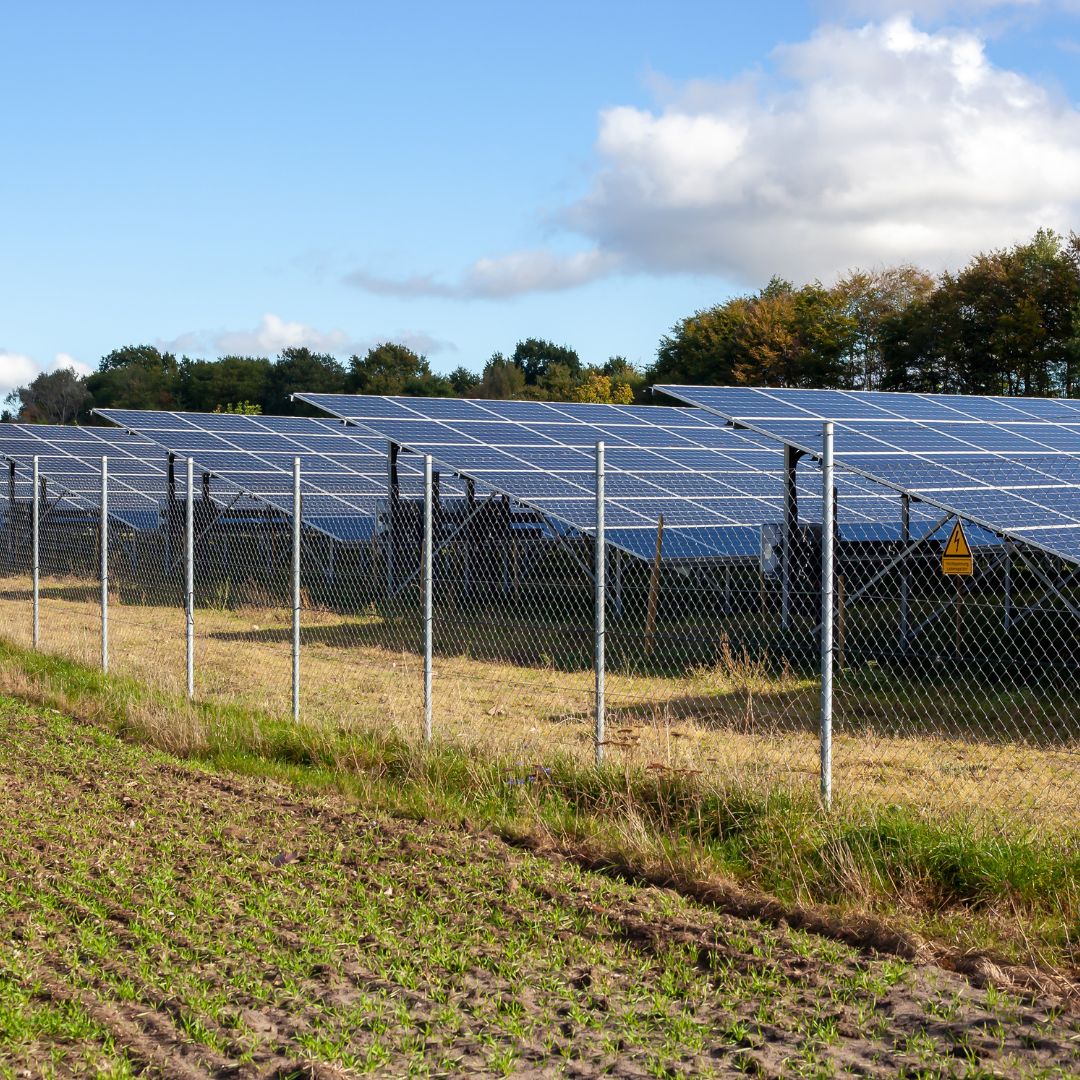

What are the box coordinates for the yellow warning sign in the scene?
[942,520,973,576]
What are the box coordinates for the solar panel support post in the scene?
[166,453,176,574]
[423,455,433,744]
[500,495,510,595]
[464,477,476,592]
[594,442,606,766]
[4,463,13,577]
[100,456,109,674]
[291,457,301,723]
[782,445,800,631]
[1002,540,1013,633]
[614,547,623,618]
[185,457,194,701]
[386,441,399,594]
[31,456,39,650]
[819,424,834,812]
[899,494,910,652]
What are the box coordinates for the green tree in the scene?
[834,266,935,390]
[653,279,854,389]
[448,365,480,396]
[474,353,526,399]
[86,345,180,409]
[5,366,91,424]
[179,356,272,412]
[346,343,450,396]
[265,348,347,414]
[511,338,581,385]
[213,401,263,415]
[881,230,1080,395]
[650,305,742,386]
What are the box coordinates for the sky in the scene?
[2,0,1079,398]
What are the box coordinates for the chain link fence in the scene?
[1,443,1077,838]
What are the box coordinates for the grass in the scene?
[0,618,1077,986]
[0,574,1077,834]
[2,693,1079,1077]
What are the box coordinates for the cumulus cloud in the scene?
[564,16,1080,284]
[350,15,1080,296]
[1,351,91,401]
[346,248,621,299]
[162,313,454,358]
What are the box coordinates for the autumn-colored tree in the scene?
[571,373,634,404]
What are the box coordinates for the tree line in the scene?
[3,339,644,424]
[652,229,1080,395]
[5,228,1079,425]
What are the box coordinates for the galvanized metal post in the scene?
[31,456,39,649]
[594,442,606,765]
[423,455,434,743]
[291,457,301,722]
[185,456,195,699]
[820,424,834,810]
[899,493,910,651]
[100,456,109,673]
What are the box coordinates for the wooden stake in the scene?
[644,514,664,656]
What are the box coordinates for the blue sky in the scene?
[2,0,1079,396]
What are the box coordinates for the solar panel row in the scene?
[96,410,467,543]
[0,423,171,531]
[655,386,1080,564]
[296,394,942,560]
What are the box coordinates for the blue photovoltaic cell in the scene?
[0,422,173,530]
[95,409,468,543]
[296,393,946,561]
[655,385,1080,564]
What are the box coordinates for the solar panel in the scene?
[295,394,945,560]
[655,386,1080,564]
[95,409,466,543]
[0,423,172,531]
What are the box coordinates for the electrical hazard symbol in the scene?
[941,520,973,576]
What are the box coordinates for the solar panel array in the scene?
[0,423,172,531]
[655,385,1080,564]
[96,410,465,542]
[296,394,944,560]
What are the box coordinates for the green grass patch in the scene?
[0,635,1076,977]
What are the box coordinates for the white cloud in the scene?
[350,15,1080,296]
[162,313,454,358]
[346,248,621,299]
[53,353,93,378]
[561,16,1080,284]
[1,351,90,401]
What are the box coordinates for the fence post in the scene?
[291,456,301,722]
[423,454,433,743]
[819,424,834,810]
[100,455,109,673]
[32,456,39,649]
[594,441,606,765]
[185,456,195,699]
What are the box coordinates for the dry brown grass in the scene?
[0,573,1076,831]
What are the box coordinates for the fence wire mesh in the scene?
[0,446,1076,839]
